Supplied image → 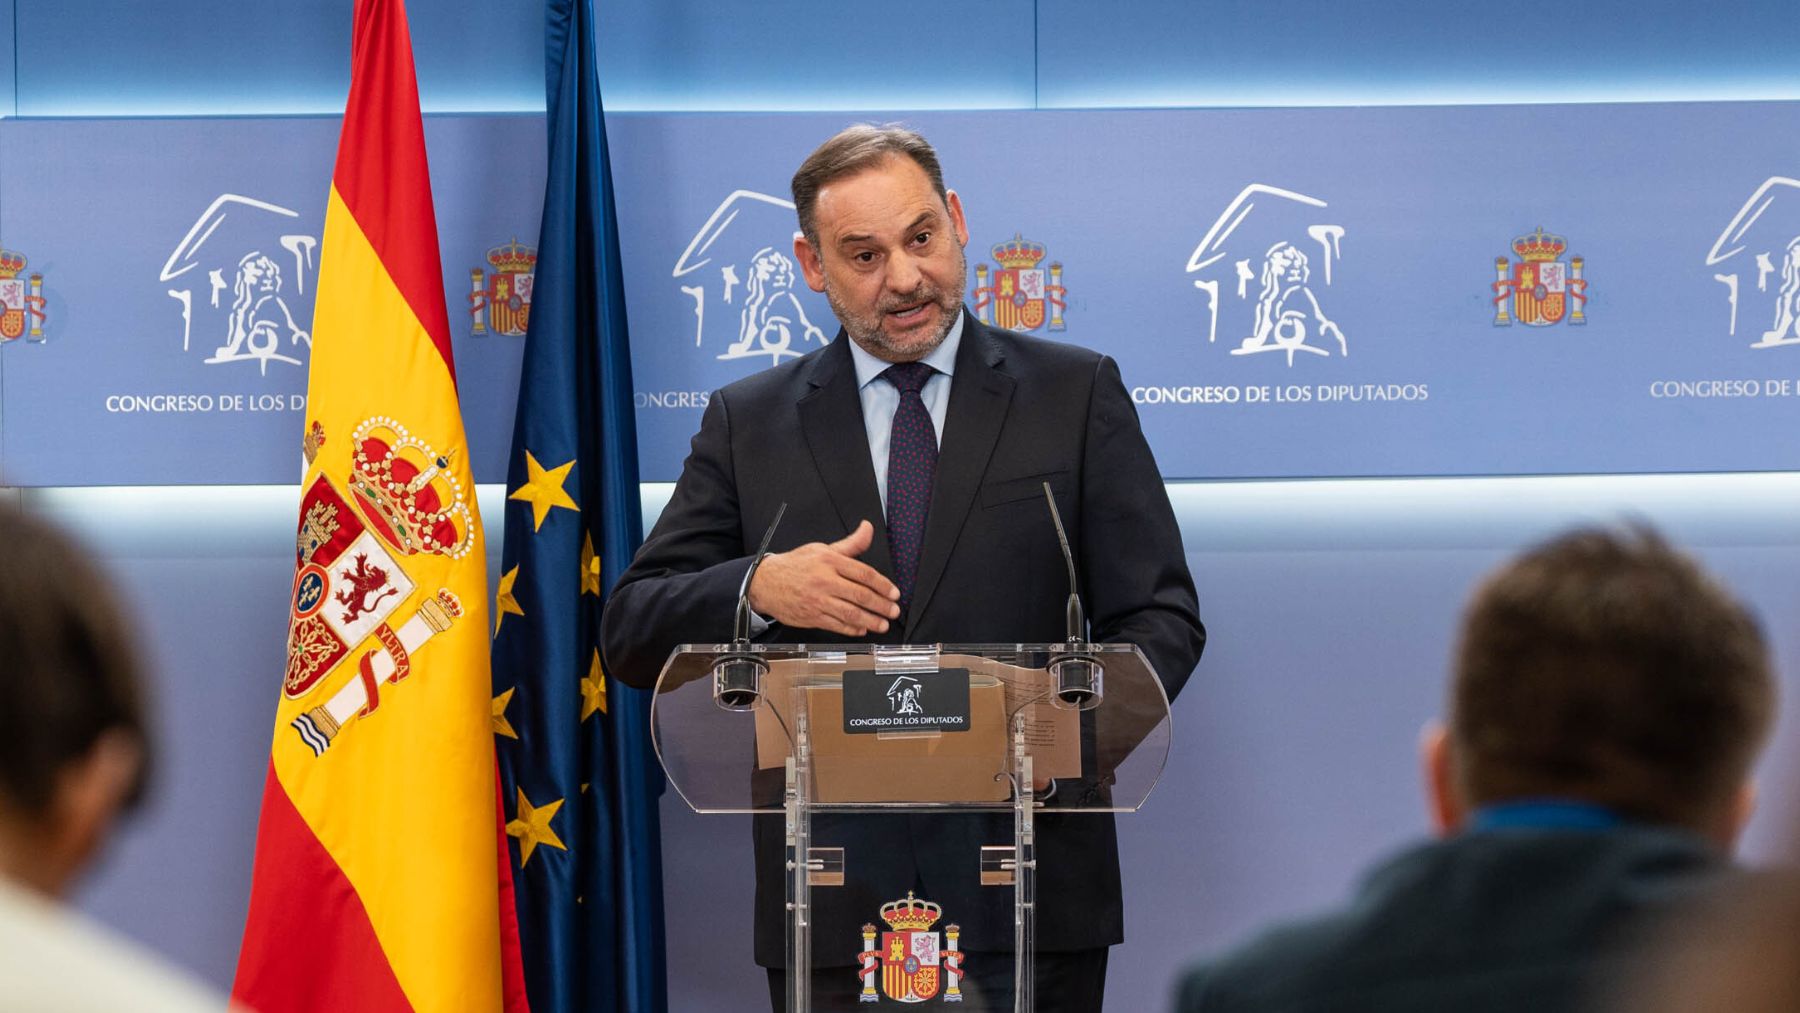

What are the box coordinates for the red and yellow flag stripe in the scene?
[234,3,524,1010]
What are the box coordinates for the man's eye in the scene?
[855,251,876,263]
[913,232,932,246]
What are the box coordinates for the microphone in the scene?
[734,502,788,643]
[713,502,787,711]
[1042,482,1085,644]
[1042,482,1103,710]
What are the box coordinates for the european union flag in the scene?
[490,0,666,1009]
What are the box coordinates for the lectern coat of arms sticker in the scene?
[855,892,967,1003]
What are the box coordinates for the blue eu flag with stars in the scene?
[490,0,666,1008]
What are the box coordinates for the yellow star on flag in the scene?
[582,649,608,720]
[580,532,602,597]
[493,565,525,636]
[508,451,578,531]
[506,789,567,866]
[492,687,519,740]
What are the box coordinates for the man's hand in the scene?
[748,520,901,637]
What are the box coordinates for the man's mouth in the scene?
[886,302,932,326]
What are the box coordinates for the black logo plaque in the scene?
[842,667,972,734]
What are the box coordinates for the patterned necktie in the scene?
[883,361,938,616]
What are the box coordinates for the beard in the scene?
[824,242,968,362]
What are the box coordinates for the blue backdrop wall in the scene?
[4,2,1799,1011]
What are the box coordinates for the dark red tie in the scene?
[883,361,937,616]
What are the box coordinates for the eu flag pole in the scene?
[490,0,667,1010]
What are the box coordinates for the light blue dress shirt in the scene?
[740,314,964,630]
[846,312,963,517]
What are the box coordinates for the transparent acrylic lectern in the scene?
[650,642,1172,1012]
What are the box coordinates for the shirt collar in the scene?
[1468,799,1624,833]
[849,308,965,390]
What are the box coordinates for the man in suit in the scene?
[1173,527,1775,1013]
[601,124,1206,1010]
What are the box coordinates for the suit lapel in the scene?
[796,333,895,580]
[905,317,1013,637]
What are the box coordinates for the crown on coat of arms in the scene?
[991,234,1047,270]
[1512,228,1567,263]
[880,892,943,932]
[486,238,538,275]
[0,250,26,279]
[348,417,475,560]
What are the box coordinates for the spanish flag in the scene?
[232,2,526,1010]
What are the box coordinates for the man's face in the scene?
[794,155,970,363]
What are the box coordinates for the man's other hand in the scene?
[748,520,902,637]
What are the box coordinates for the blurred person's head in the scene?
[1424,525,1774,849]
[0,503,149,897]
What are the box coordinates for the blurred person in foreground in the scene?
[0,503,229,1011]
[1173,526,1775,1013]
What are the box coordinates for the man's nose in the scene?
[885,252,923,294]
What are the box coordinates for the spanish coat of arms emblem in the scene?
[855,892,967,1004]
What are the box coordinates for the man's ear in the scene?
[44,730,143,897]
[946,189,969,247]
[793,230,827,293]
[1422,721,1466,838]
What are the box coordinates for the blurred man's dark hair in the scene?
[0,503,150,896]
[1449,525,1773,840]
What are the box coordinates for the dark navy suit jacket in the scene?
[1174,825,1732,1013]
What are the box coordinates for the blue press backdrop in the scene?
[4,2,1800,1011]
[12,103,1800,483]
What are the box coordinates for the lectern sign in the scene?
[842,668,972,734]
